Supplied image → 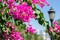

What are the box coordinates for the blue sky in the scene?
[25,0,60,34]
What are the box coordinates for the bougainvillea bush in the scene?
[0,0,49,40]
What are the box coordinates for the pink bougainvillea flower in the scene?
[31,0,49,8]
[20,0,22,2]
[6,22,12,27]
[31,0,39,4]
[11,31,23,40]
[54,26,57,31]
[53,21,58,25]
[40,0,49,6]
[3,29,23,40]
[3,32,11,40]
[8,0,15,3]
[0,38,2,40]
[27,25,36,34]
[49,27,53,33]
[56,30,60,33]
[55,26,60,33]
[6,22,15,29]
[53,21,60,33]
[5,29,9,33]
[39,3,45,8]
[0,0,2,2]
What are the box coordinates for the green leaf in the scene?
[35,9,41,14]
[16,0,19,2]
[15,20,23,26]
[32,4,37,10]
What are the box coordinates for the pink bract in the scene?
[27,25,36,34]
[31,0,49,8]
[49,27,53,33]
[54,21,60,33]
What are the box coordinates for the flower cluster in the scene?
[8,2,35,22]
[3,32,10,40]
[11,30,23,40]
[3,30,23,40]
[20,0,49,8]
[32,0,49,7]
[49,21,60,34]
[6,22,15,29]
[54,21,60,33]
[27,24,36,34]
[0,0,2,2]
[3,22,23,40]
